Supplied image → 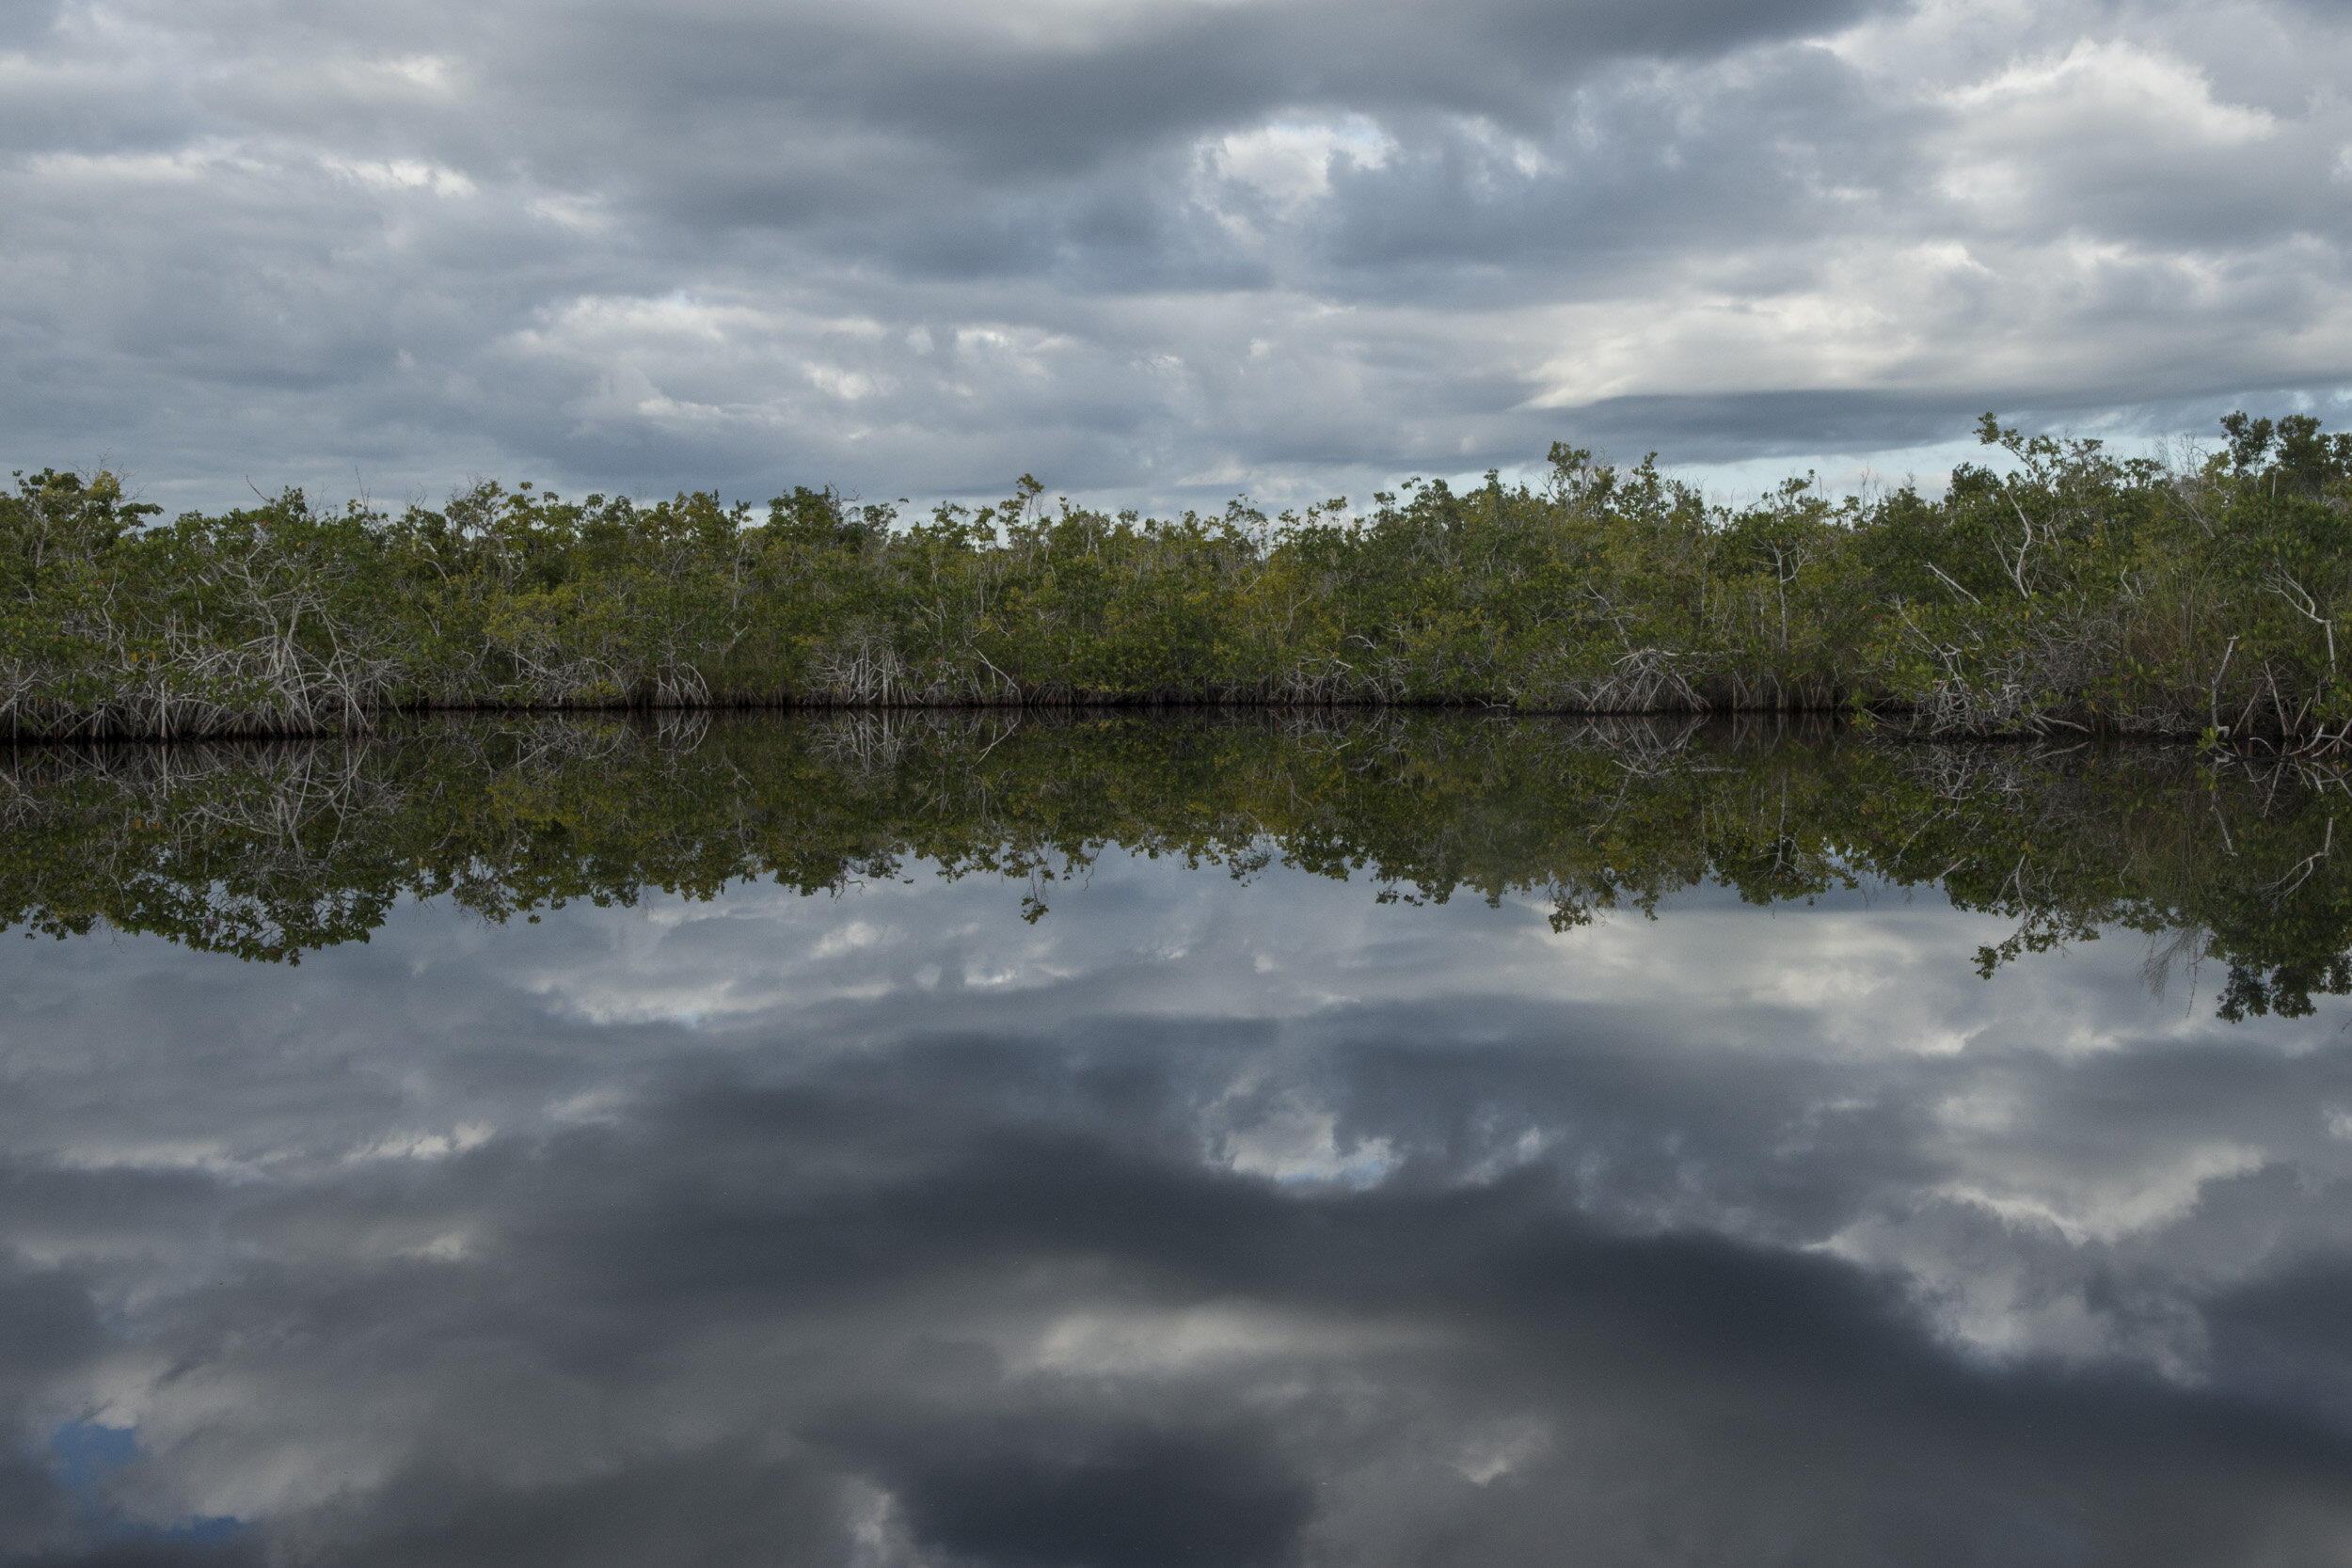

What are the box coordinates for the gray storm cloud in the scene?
[2,0,2348,511]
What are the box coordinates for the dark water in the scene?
[5,715,2352,1566]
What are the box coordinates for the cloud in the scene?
[4,0,2349,509]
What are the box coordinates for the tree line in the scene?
[5,413,2350,739]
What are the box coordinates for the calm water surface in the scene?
[4,715,2352,1565]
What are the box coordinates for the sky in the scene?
[5,0,2352,515]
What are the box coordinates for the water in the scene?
[3,715,2351,1565]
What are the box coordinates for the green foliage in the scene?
[8,410,2352,738]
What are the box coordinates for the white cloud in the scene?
[1205,115,1396,214]
[1942,39,2277,149]
[317,153,476,197]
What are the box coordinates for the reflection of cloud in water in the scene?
[0,850,2347,1560]
[1218,1101,1398,1188]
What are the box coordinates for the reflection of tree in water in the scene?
[2,714,2349,1017]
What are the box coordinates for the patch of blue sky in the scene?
[48,1422,243,1545]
